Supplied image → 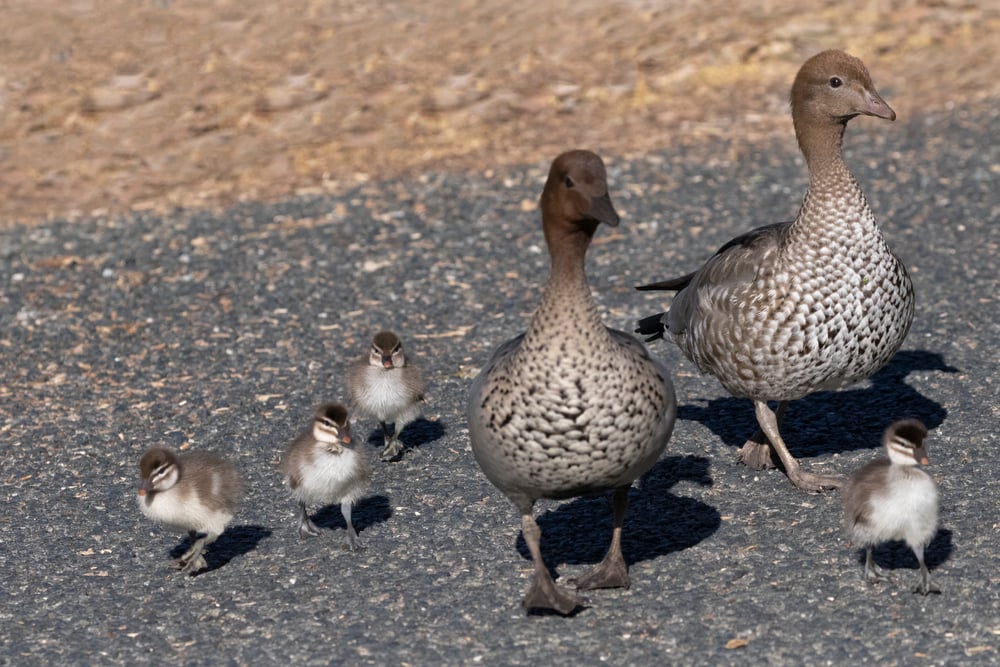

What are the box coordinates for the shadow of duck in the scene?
[169,524,272,575]
[679,349,959,459]
[364,417,446,458]
[312,494,393,534]
[855,527,954,573]
[515,455,721,576]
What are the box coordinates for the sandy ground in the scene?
[1,0,997,225]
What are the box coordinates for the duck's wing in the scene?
[635,221,791,340]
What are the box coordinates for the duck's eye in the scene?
[829,76,843,88]
[564,176,575,188]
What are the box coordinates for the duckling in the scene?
[280,403,371,549]
[348,331,426,461]
[137,447,244,575]
[843,419,940,595]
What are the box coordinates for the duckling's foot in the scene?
[341,503,362,551]
[175,533,209,575]
[298,516,321,538]
[573,552,630,591]
[863,552,892,585]
[343,525,362,552]
[177,554,208,575]
[738,438,777,470]
[380,437,403,461]
[787,469,845,492]
[522,576,586,615]
[864,568,892,585]
[913,564,940,595]
[295,502,321,538]
[175,542,208,575]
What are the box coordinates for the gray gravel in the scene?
[1,104,998,666]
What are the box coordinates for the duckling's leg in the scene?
[911,545,940,595]
[341,500,361,551]
[297,501,321,538]
[177,531,209,575]
[380,421,403,460]
[520,512,584,615]
[753,401,844,491]
[738,402,787,470]
[574,487,630,591]
[176,530,199,565]
[862,547,891,584]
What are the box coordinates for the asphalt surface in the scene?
[1,104,997,666]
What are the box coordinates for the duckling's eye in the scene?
[829,76,843,88]
[564,176,575,188]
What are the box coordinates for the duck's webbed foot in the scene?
[297,503,321,538]
[380,422,404,461]
[176,532,209,575]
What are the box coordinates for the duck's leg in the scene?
[520,512,584,615]
[574,487,630,591]
[176,530,200,565]
[380,421,403,460]
[863,547,891,584]
[177,531,209,575]
[911,545,940,595]
[753,400,844,491]
[297,501,321,538]
[738,401,787,470]
[341,500,361,551]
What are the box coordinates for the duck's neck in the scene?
[545,222,594,281]
[525,224,606,343]
[796,119,848,176]
[790,119,882,244]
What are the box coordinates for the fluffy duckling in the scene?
[137,447,244,575]
[348,331,426,461]
[280,403,371,549]
[843,419,940,595]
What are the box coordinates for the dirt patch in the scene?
[1,0,997,225]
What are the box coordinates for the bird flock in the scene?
[138,331,425,562]
[135,50,940,615]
